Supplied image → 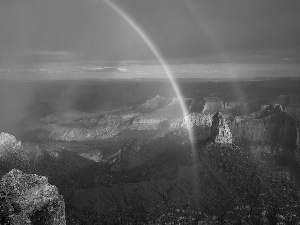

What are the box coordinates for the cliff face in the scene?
[0,169,65,225]
[229,104,298,159]
[174,96,240,130]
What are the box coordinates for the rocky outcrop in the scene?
[210,112,232,144]
[0,169,65,224]
[229,104,298,159]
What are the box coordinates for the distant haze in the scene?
[0,0,299,79]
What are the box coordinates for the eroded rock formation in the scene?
[229,104,299,159]
[210,112,232,144]
[0,169,65,224]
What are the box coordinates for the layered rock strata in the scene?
[229,104,299,160]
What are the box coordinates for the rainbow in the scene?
[103,0,196,150]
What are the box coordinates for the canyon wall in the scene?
[228,104,299,160]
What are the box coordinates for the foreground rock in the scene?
[0,169,66,224]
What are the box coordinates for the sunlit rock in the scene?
[174,113,213,129]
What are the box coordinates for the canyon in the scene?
[1,79,300,224]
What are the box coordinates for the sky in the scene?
[0,0,300,79]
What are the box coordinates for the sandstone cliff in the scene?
[0,169,65,224]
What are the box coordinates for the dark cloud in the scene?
[0,0,299,64]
